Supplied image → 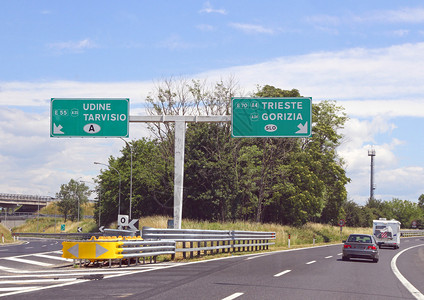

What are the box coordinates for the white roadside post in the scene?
[173,121,186,230]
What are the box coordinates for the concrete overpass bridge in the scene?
[0,193,55,214]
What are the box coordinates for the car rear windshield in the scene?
[347,235,372,243]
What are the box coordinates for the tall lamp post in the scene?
[94,162,122,215]
[75,177,82,222]
[120,138,133,219]
[368,149,376,200]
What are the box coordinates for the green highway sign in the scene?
[232,97,312,138]
[50,98,129,138]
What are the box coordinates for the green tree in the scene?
[386,198,422,227]
[254,86,349,225]
[96,138,173,226]
[56,179,90,222]
[343,200,366,227]
[307,100,350,225]
[418,194,424,211]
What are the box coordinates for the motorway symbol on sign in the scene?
[118,214,129,227]
[50,98,129,138]
[61,224,65,231]
[232,97,312,138]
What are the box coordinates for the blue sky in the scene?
[1,1,424,205]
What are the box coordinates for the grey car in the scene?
[342,234,379,263]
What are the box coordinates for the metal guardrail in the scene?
[12,232,102,240]
[400,230,424,237]
[142,227,276,259]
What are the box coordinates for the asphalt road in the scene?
[0,237,423,299]
[0,238,63,257]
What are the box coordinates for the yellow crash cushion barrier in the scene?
[62,240,124,260]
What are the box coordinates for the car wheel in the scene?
[373,258,379,263]
[342,256,349,261]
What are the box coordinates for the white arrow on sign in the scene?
[128,219,139,232]
[296,122,308,134]
[99,226,105,233]
[95,243,109,258]
[68,244,79,258]
[53,123,64,134]
[77,227,82,233]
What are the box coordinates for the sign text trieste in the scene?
[232,97,312,138]
[50,98,129,138]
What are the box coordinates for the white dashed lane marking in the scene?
[274,270,291,277]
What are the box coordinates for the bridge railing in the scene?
[0,193,55,201]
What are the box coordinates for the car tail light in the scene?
[367,245,377,250]
[344,245,351,248]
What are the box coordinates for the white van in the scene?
[373,218,401,249]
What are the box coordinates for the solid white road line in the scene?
[0,287,41,292]
[222,292,244,300]
[306,260,316,264]
[274,270,291,277]
[245,252,274,260]
[0,266,20,273]
[0,278,75,285]
[391,244,424,300]
[32,253,71,261]
[3,257,53,267]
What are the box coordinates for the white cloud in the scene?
[48,38,97,53]
[198,42,424,110]
[372,7,424,24]
[305,15,341,26]
[392,29,409,37]
[196,24,215,31]
[229,23,275,34]
[0,80,153,107]
[309,7,424,26]
[158,35,192,50]
[0,107,150,196]
[199,1,227,15]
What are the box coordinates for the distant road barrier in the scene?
[400,230,424,237]
[142,227,276,259]
[12,232,102,240]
